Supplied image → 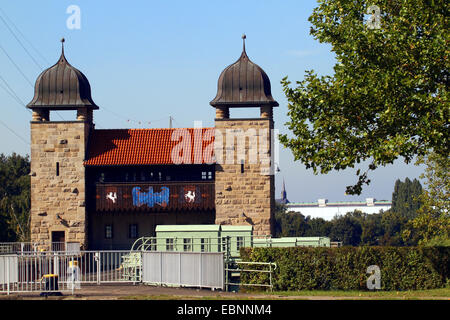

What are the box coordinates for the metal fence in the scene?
[0,242,81,254]
[141,251,224,290]
[0,251,138,295]
[0,242,40,254]
[0,248,271,295]
[0,254,79,295]
[225,261,277,292]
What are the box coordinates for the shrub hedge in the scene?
[239,246,449,291]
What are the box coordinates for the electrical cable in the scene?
[0,118,29,145]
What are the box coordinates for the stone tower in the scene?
[211,36,278,236]
[27,40,98,249]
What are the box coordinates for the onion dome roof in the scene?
[27,39,99,110]
[210,35,278,108]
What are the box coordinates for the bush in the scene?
[239,246,449,291]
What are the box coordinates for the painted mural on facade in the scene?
[96,183,215,211]
[132,186,170,208]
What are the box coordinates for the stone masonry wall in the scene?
[214,119,275,236]
[30,121,90,249]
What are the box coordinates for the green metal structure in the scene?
[128,224,330,258]
[122,224,331,286]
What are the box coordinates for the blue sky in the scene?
[0,0,424,203]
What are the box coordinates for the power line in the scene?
[0,8,65,121]
[0,44,34,87]
[0,118,29,145]
[0,6,50,66]
[0,11,42,70]
[0,73,30,111]
[101,105,174,127]
[0,80,27,108]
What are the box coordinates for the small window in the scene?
[150,238,157,251]
[166,238,174,251]
[200,238,209,252]
[236,236,244,251]
[222,238,227,252]
[129,224,138,239]
[208,171,212,180]
[201,172,207,180]
[105,225,113,239]
[183,238,192,252]
[56,162,60,176]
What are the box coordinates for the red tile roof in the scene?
[84,128,215,166]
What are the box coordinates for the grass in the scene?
[118,287,450,300]
[269,287,450,299]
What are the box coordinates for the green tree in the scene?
[391,177,423,220]
[329,213,362,246]
[0,153,31,242]
[280,0,449,195]
[274,203,311,237]
[360,212,384,246]
[403,152,450,245]
[304,217,333,237]
[380,210,407,246]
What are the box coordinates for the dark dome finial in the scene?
[210,37,279,108]
[59,38,67,63]
[27,39,99,110]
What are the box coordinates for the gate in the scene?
[141,251,224,290]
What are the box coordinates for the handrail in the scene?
[225,261,277,292]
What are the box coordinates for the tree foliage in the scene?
[391,177,423,220]
[274,175,427,246]
[0,153,31,242]
[403,152,450,245]
[280,0,449,194]
[329,213,362,246]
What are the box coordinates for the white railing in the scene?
[0,242,81,254]
[225,261,277,292]
[0,251,139,295]
[0,242,40,254]
[0,253,79,295]
[0,247,277,295]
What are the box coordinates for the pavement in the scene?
[0,283,269,300]
[1,284,449,300]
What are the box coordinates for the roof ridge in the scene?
[93,127,215,131]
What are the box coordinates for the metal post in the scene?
[199,252,202,288]
[159,252,163,285]
[53,252,59,276]
[96,252,101,285]
[224,255,228,292]
[178,252,181,287]
[269,263,272,292]
[71,256,74,295]
[6,256,10,295]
